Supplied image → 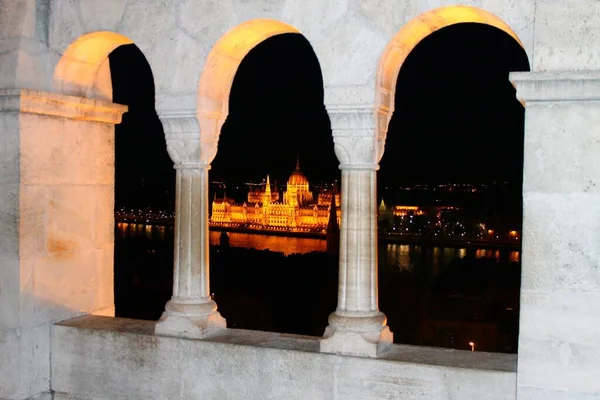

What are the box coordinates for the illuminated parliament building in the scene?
[210,158,340,232]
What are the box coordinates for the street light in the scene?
[469,342,475,352]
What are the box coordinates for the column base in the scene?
[320,311,393,357]
[155,298,226,339]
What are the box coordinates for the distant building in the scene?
[210,156,340,231]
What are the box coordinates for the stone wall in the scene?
[0,89,126,400]
[512,71,600,399]
[3,0,536,110]
[1,1,600,399]
[52,316,517,400]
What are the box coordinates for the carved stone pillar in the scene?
[155,110,225,338]
[320,105,393,357]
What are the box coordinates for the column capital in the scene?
[158,109,217,167]
[510,71,600,104]
[326,104,383,168]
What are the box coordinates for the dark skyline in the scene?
[109,22,530,207]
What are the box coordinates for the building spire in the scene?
[295,152,301,171]
[326,182,340,256]
[264,175,271,204]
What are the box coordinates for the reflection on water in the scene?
[383,243,520,275]
[116,222,169,241]
[209,231,326,255]
[117,222,521,269]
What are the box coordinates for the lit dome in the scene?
[287,156,309,186]
[288,170,308,186]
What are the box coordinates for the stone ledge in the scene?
[52,315,517,400]
[510,71,600,103]
[0,89,127,124]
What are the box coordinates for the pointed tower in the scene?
[263,175,271,205]
[295,152,301,171]
[326,184,340,256]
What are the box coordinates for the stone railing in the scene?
[51,315,517,400]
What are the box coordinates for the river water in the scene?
[115,222,521,353]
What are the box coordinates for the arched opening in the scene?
[197,18,301,144]
[54,31,134,100]
[376,8,530,353]
[202,21,338,337]
[109,45,174,320]
[54,33,173,321]
[375,5,526,141]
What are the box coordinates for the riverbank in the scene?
[378,233,520,249]
[116,220,520,250]
[211,225,520,250]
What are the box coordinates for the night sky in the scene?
[109,44,173,208]
[381,23,530,186]
[211,33,336,185]
[109,22,529,207]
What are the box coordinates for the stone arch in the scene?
[375,5,527,145]
[196,18,301,162]
[53,31,135,100]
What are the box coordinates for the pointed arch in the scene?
[197,19,300,146]
[54,31,135,100]
[375,5,527,140]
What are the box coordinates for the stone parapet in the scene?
[52,315,517,400]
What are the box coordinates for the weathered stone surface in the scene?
[150,28,202,94]
[48,0,85,54]
[77,0,127,31]
[0,0,27,39]
[177,0,237,45]
[317,15,387,87]
[0,48,19,89]
[281,0,348,39]
[233,0,286,21]
[119,0,177,47]
[533,0,600,71]
[0,325,51,400]
[352,0,418,40]
[52,316,517,400]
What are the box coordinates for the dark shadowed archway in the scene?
[109,44,175,320]
[209,32,338,337]
[377,21,530,353]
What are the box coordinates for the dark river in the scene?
[115,222,521,353]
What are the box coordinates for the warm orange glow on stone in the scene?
[197,19,299,141]
[54,31,134,100]
[376,5,526,137]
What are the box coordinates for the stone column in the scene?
[511,71,600,400]
[320,105,393,357]
[0,89,127,400]
[155,110,225,338]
